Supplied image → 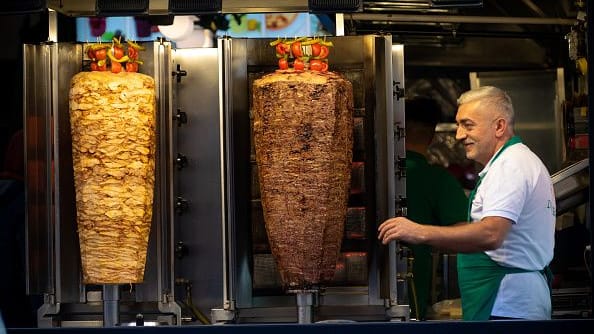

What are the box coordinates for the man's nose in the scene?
[455,126,465,140]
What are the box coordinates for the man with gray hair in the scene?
[379,86,555,320]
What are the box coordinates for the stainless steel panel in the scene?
[469,69,566,174]
[172,47,225,316]
[24,42,82,304]
[24,43,54,297]
[389,43,410,319]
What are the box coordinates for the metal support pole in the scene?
[442,253,450,299]
[102,284,120,327]
[292,290,315,324]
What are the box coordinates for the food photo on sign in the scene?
[75,13,333,49]
[219,13,332,38]
[76,16,164,42]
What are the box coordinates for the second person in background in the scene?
[403,96,468,320]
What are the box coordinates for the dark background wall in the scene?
[0,11,75,166]
[0,12,43,329]
[0,11,75,328]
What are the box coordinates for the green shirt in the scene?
[405,150,468,319]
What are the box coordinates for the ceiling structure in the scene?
[43,0,585,69]
[345,0,584,69]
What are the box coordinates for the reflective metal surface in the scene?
[206,35,407,323]
[23,40,181,327]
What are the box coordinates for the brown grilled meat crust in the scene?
[252,70,354,289]
[69,71,156,284]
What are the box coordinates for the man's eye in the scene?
[457,122,473,131]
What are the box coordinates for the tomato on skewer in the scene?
[309,59,323,72]
[111,61,123,73]
[291,41,303,58]
[126,62,139,72]
[278,58,289,70]
[293,58,305,71]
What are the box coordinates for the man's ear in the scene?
[494,118,507,138]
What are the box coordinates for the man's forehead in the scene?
[456,103,477,120]
[457,101,490,120]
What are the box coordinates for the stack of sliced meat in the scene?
[252,70,354,289]
[69,71,156,284]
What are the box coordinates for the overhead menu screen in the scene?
[76,16,164,42]
[216,13,334,38]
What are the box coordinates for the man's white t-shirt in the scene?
[469,142,556,320]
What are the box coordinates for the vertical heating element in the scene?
[208,35,407,323]
[24,40,181,327]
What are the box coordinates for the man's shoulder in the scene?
[497,144,551,176]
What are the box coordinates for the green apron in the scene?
[457,136,552,321]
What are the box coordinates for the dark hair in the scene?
[405,96,442,128]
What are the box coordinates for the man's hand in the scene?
[378,216,426,245]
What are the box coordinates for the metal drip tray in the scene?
[551,158,589,215]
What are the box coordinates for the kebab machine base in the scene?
[36,284,182,328]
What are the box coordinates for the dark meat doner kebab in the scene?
[252,37,354,289]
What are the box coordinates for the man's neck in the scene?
[496,134,514,151]
[487,134,515,165]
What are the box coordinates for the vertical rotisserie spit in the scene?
[69,70,156,284]
[252,69,354,289]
